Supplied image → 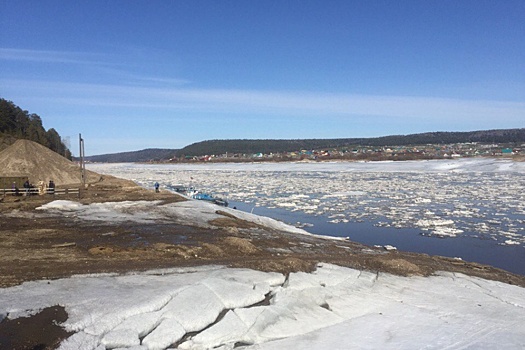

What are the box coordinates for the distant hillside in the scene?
[176,128,525,157]
[86,128,524,162]
[84,148,178,163]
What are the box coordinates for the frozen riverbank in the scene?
[2,161,525,349]
[2,263,525,350]
[88,158,525,275]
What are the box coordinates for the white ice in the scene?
[1,263,524,349]
[35,198,309,236]
[4,159,524,349]
[87,158,525,246]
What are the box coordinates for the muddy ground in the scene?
[1,176,524,349]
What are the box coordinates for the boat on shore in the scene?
[192,192,229,207]
[169,184,198,196]
[168,184,228,207]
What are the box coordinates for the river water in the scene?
[88,159,525,275]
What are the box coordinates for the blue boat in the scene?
[168,184,228,207]
[192,192,229,207]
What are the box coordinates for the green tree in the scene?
[15,110,29,137]
[46,128,62,153]
[0,98,72,159]
[27,114,49,146]
[0,99,17,132]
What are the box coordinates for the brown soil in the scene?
[0,306,71,350]
[0,139,100,185]
[1,175,524,349]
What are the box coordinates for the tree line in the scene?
[83,148,177,163]
[0,98,72,159]
[86,128,525,162]
[176,129,525,157]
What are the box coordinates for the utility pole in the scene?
[79,134,86,187]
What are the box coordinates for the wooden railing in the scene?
[1,187,80,197]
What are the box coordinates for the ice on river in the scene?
[88,158,525,245]
[2,263,525,350]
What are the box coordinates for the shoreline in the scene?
[2,175,525,349]
[1,175,524,289]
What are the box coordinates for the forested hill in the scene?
[176,128,525,157]
[82,149,178,163]
[0,98,72,159]
[84,128,524,162]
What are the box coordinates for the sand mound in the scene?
[0,139,101,186]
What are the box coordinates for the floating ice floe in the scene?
[429,227,465,238]
[415,218,455,228]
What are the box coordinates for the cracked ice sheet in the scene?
[1,264,525,350]
[241,268,525,350]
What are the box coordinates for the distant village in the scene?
[170,142,523,163]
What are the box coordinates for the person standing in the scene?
[48,180,55,194]
[12,182,19,196]
[23,180,30,196]
[154,182,160,193]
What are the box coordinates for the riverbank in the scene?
[2,176,525,349]
[1,175,524,288]
[87,158,525,275]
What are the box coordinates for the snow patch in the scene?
[2,264,525,350]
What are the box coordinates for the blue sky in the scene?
[1,0,524,156]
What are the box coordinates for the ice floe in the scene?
[88,158,525,246]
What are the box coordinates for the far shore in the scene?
[82,153,525,165]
